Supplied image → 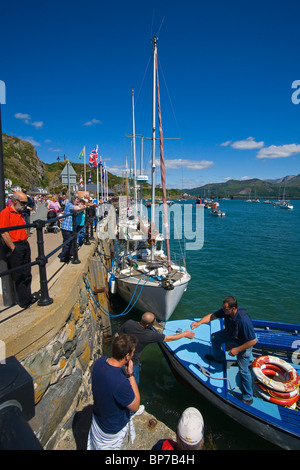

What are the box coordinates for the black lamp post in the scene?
[0,103,15,305]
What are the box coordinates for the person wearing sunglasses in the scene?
[0,192,35,309]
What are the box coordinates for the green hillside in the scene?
[183,176,300,199]
[2,133,181,196]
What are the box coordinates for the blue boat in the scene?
[157,318,300,449]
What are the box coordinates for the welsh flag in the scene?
[78,147,85,160]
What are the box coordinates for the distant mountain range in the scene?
[182,175,300,198]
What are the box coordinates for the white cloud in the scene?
[23,137,40,147]
[28,120,43,129]
[231,137,264,150]
[256,144,300,159]
[105,164,126,177]
[220,140,231,147]
[15,112,43,128]
[83,118,102,126]
[155,158,214,171]
[15,113,31,120]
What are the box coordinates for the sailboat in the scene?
[114,36,191,322]
[279,186,293,210]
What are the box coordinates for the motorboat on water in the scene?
[210,209,226,217]
[280,201,294,210]
[157,317,300,449]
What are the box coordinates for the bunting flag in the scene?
[89,145,98,168]
[79,175,83,187]
[78,147,85,160]
[88,172,92,184]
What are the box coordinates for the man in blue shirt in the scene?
[191,296,257,404]
[87,334,140,450]
[59,195,82,262]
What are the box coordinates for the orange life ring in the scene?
[252,355,300,393]
[255,385,299,406]
[255,381,299,399]
[261,363,288,381]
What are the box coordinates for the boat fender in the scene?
[110,279,116,294]
[108,272,117,294]
[252,355,300,393]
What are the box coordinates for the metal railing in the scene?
[0,206,99,308]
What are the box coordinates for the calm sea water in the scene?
[108,199,300,450]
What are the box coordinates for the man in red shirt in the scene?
[0,192,34,308]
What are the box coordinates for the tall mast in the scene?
[151,36,158,259]
[156,45,172,272]
[132,88,137,215]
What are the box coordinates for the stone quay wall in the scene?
[26,237,113,449]
[0,208,115,449]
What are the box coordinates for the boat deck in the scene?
[159,318,300,447]
[117,261,186,284]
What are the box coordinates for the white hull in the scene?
[210,210,225,217]
[116,270,190,321]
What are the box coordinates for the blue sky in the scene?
[1,0,300,189]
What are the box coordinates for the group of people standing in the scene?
[0,190,96,308]
[87,297,257,451]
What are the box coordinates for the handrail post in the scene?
[84,207,91,245]
[71,213,80,264]
[89,208,95,240]
[35,220,53,306]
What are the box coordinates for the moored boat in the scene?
[114,36,191,322]
[157,317,300,449]
[210,209,226,217]
[280,201,294,210]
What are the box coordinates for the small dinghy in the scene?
[157,318,300,449]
